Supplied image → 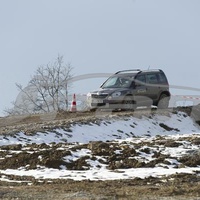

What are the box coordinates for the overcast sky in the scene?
[0,0,200,116]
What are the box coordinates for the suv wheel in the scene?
[90,108,97,112]
[122,96,135,110]
[157,94,169,109]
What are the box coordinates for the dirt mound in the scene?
[1,107,200,199]
[1,136,200,176]
[179,149,200,167]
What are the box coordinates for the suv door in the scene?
[146,73,160,101]
[133,74,151,106]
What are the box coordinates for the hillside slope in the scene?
[1,107,200,199]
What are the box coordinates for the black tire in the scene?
[122,96,135,111]
[90,108,97,112]
[157,94,170,109]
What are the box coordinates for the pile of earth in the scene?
[1,106,200,199]
[1,135,200,182]
[1,137,200,199]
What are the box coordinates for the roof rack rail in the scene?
[115,69,141,74]
[141,69,163,72]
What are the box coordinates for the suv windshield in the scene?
[101,76,132,89]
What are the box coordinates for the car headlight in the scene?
[87,93,91,97]
[111,92,122,98]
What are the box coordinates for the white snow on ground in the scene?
[0,112,199,145]
[1,112,200,182]
[1,166,198,181]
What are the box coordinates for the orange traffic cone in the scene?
[71,94,77,112]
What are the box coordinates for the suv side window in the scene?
[135,75,146,86]
[146,74,158,84]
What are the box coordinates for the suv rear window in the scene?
[158,73,168,84]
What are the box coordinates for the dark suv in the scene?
[87,69,170,110]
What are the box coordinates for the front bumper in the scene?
[87,96,124,109]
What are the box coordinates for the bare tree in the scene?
[5,55,73,115]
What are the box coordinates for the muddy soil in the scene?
[1,145,200,199]
[1,138,200,199]
[0,106,200,200]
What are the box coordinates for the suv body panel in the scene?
[87,69,170,110]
